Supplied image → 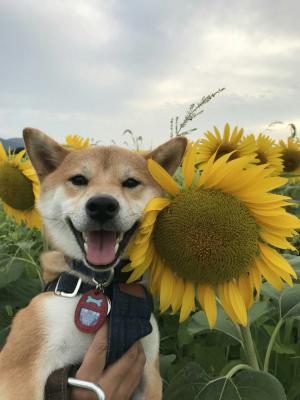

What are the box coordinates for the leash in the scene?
[44,258,153,366]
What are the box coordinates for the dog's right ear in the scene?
[23,128,69,181]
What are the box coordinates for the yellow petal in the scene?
[12,149,26,165]
[150,256,163,295]
[227,281,248,326]
[160,267,175,312]
[259,246,297,279]
[179,281,195,322]
[140,210,160,229]
[202,152,235,188]
[267,262,294,287]
[238,273,253,309]
[218,282,239,323]
[144,197,171,212]
[249,265,262,296]
[182,143,196,189]
[197,152,217,188]
[255,258,284,290]
[213,126,222,141]
[223,123,230,143]
[258,243,297,278]
[171,276,185,313]
[147,159,180,196]
[127,264,149,283]
[259,231,297,251]
[203,285,217,328]
[197,284,205,310]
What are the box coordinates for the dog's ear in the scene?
[146,137,188,175]
[23,128,69,181]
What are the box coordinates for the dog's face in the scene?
[23,128,187,272]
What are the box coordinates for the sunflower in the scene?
[250,133,283,173]
[65,134,90,149]
[125,144,299,327]
[0,143,41,228]
[195,123,258,166]
[278,138,300,175]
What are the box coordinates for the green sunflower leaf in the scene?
[248,300,276,325]
[164,362,210,400]
[279,284,300,319]
[0,260,24,288]
[187,309,242,344]
[165,366,287,400]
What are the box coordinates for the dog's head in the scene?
[23,128,187,272]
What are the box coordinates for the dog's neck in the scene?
[40,250,130,286]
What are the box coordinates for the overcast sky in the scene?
[0,0,299,148]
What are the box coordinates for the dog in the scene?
[0,128,187,400]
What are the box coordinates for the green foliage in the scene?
[0,204,43,347]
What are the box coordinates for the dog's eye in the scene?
[122,178,141,188]
[69,175,88,186]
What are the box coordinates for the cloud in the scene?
[0,0,299,146]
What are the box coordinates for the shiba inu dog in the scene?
[0,128,187,400]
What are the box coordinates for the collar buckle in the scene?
[54,276,82,298]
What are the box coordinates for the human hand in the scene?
[71,322,146,400]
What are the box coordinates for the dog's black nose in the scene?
[86,196,120,223]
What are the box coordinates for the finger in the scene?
[76,322,108,381]
[100,342,143,395]
[114,348,146,399]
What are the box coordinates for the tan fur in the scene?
[0,294,50,400]
[0,128,187,399]
[40,251,70,283]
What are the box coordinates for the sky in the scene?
[0,0,299,148]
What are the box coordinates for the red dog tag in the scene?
[75,290,111,334]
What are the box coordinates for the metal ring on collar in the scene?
[68,377,106,400]
[92,268,114,290]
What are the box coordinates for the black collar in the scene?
[44,258,131,296]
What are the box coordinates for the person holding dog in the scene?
[45,321,146,400]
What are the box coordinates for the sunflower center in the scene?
[0,163,35,210]
[153,189,258,285]
[282,149,300,172]
[216,144,237,160]
[256,151,268,165]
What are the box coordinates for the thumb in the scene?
[76,321,108,379]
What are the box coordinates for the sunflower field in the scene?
[1,127,300,399]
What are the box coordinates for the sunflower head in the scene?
[247,133,283,173]
[0,142,41,228]
[279,138,300,174]
[65,134,90,149]
[126,142,299,328]
[195,123,258,167]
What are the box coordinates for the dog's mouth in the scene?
[66,218,138,269]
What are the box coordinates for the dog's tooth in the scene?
[116,232,124,243]
[114,242,120,253]
[82,232,87,241]
[84,242,88,252]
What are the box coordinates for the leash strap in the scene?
[106,283,153,365]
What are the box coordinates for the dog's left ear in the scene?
[146,137,188,175]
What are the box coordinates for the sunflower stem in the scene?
[263,319,284,372]
[225,363,253,379]
[240,324,260,370]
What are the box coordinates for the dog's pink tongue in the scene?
[86,231,117,265]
